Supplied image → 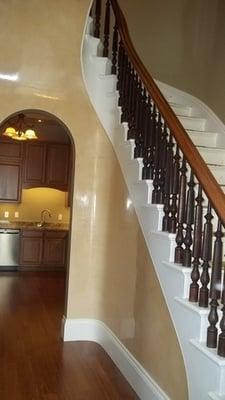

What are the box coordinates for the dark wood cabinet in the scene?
[0,161,22,202]
[23,143,46,187]
[23,143,69,190]
[42,230,67,267]
[0,141,22,203]
[46,145,69,189]
[0,141,22,158]
[19,229,68,270]
[20,230,43,267]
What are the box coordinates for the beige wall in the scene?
[119,0,225,123]
[0,188,70,223]
[0,1,187,398]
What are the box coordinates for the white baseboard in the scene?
[62,317,170,400]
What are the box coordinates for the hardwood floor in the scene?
[0,272,139,400]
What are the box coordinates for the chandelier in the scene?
[2,113,38,141]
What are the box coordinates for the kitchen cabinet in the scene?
[20,230,43,267]
[0,140,22,202]
[0,141,22,158]
[23,143,46,186]
[19,229,68,270]
[0,161,22,202]
[45,145,69,189]
[23,142,69,190]
[42,230,67,267]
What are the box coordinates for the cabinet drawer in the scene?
[21,230,43,238]
[44,230,67,238]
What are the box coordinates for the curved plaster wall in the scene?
[0,1,187,398]
[118,0,225,123]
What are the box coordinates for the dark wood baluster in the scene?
[135,85,146,158]
[158,122,168,204]
[94,0,102,38]
[134,80,143,158]
[121,54,129,123]
[162,133,174,232]
[142,90,149,169]
[218,224,225,356]
[118,44,125,107]
[189,184,203,302]
[111,23,118,74]
[175,156,187,264]
[140,87,147,141]
[146,103,157,177]
[207,220,223,348]
[116,40,122,92]
[199,202,213,307]
[183,171,195,267]
[169,145,180,233]
[127,71,137,140]
[152,113,162,204]
[103,0,110,57]
[142,96,153,179]
[146,99,155,180]
[126,64,133,133]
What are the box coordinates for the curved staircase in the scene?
[81,2,225,399]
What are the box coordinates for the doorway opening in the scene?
[0,108,75,323]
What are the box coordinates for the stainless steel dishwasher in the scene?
[0,229,20,270]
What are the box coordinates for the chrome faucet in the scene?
[37,209,52,227]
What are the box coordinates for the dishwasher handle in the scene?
[0,229,20,234]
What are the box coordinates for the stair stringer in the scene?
[81,19,225,400]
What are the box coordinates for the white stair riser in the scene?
[138,205,164,232]
[132,180,153,206]
[198,149,225,166]
[188,131,218,147]
[178,116,206,131]
[171,104,193,117]
[84,35,99,56]
[209,166,225,185]
[98,74,117,93]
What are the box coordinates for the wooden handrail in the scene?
[110,0,225,226]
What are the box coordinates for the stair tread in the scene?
[175,297,209,315]
[208,164,225,168]
[209,393,225,400]
[197,145,225,151]
[179,115,206,121]
[187,130,217,134]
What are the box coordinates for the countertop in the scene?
[0,221,69,231]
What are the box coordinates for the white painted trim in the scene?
[62,317,170,400]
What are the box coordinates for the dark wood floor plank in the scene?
[0,272,139,400]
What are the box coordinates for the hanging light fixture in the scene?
[2,113,38,141]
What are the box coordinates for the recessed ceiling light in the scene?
[38,119,42,122]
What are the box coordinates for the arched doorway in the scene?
[0,108,75,325]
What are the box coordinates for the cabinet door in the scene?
[0,141,22,158]
[43,231,67,268]
[0,161,21,202]
[23,143,46,187]
[20,231,43,267]
[46,145,69,190]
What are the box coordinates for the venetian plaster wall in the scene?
[118,0,225,123]
[0,0,187,398]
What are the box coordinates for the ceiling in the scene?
[0,111,71,144]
